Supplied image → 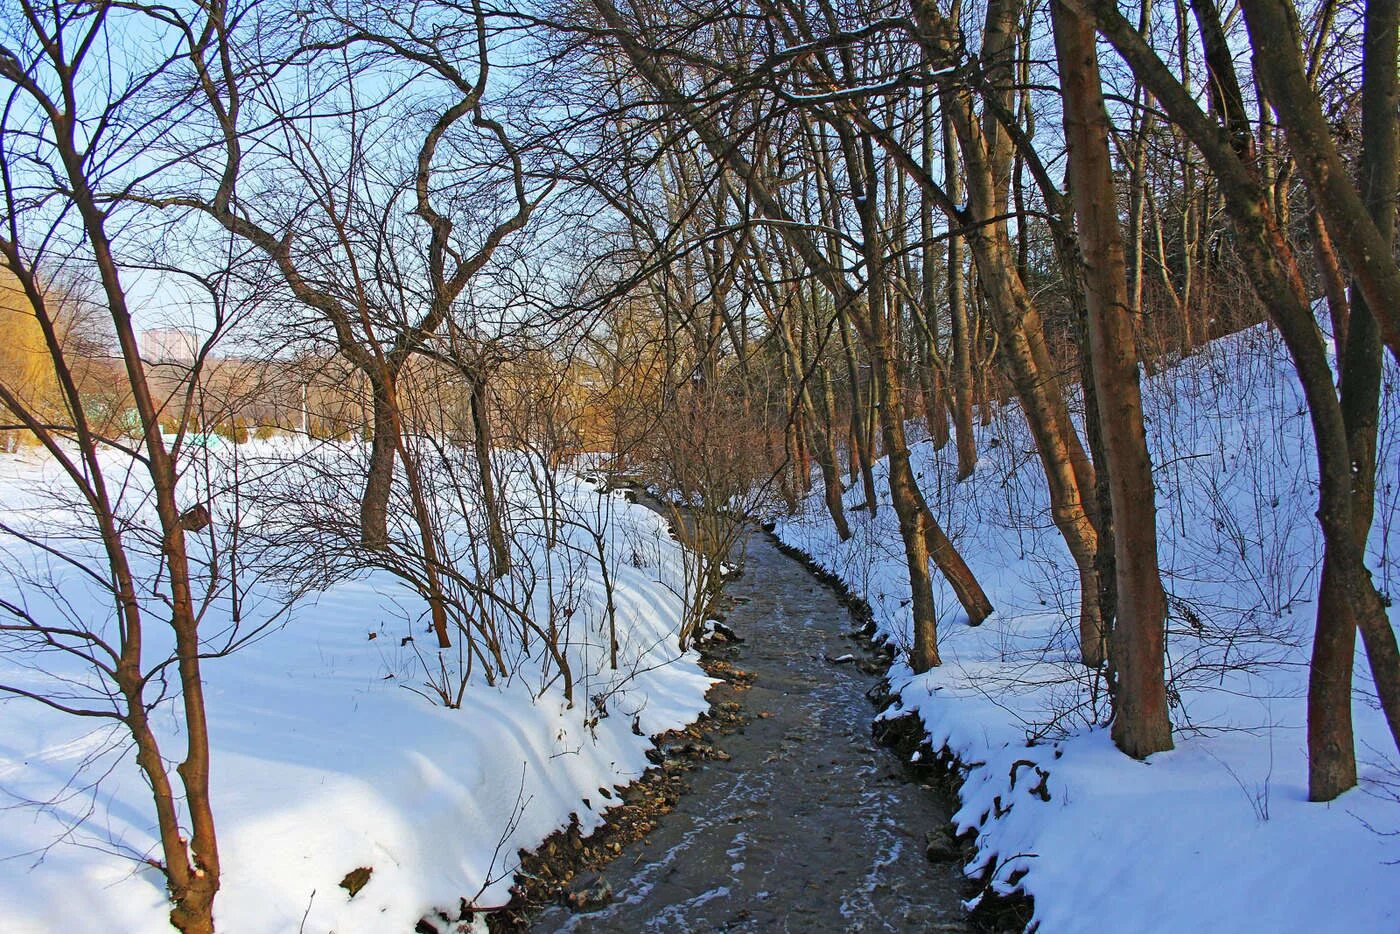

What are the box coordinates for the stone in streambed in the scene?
[924,827,961,863]
[565,876,614,912]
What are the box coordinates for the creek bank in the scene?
[470,631,753,933]
[520,523,975,932]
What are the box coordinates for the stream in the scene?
[530,527,970,932]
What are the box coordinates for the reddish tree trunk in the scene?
[1055,0,1173,755]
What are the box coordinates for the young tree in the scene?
[0,6,249,927]
[167,0,541,571]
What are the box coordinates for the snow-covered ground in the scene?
[775,325,1400,933]
[0,440,711,932]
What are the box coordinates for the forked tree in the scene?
[162,0,540,584]
[0,6,248,928]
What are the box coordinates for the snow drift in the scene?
[775,325,1400,933]
[0,441,711,932]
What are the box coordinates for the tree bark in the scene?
[782,298,852,539]
[1306,207,1350,352]
[471,375,512,579]
[362,378,398,551]
[838,301,880,512]
[920,84,951,451]
[1055,0,1173,756]
[1307,0,1396,801]
[943,105,978,480]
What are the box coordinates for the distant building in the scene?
[139,327,200,364]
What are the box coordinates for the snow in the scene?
[774,325,1400,932]
[0,441,712,932]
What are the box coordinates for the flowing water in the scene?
[531,528,970,933]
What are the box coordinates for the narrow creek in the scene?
[530,527,970,932]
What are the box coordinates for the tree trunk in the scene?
[394,427,453,650]
[851,137,992,670]
[1055,0,1173,756]
[920,84,951,451]
[815,366,854,541]
[471,375,512,579]
[943,106,979,480]
[362,378,397,551]
[1307,207,1350,351]
[70,171,224,933]
[1307,0,1396,801]
[838,309,880,511]
[781,303,852,539]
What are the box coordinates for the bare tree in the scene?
[1082,0,1400,792]
[0,6,273,927]
[1054,0,1173,757]
[160,0,542,574]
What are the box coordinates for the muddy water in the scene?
[531,530,969,933]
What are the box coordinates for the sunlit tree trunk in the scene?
[1055,0,1173,756]
[942,107,978,480]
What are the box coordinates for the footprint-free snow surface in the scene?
[533,529,968,932]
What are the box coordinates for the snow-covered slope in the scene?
[775,325,1400,933]
[0,442,711,932]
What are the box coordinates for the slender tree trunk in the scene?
[471,375,512,579]
[815,365,854,540]
[838,309,880,511]
[1307,207,1350,351]
[779,301,852,539]
[362,379,397,551]
[920,85,952,450]
[850,137,992,669]
[1055,0,1173,756]
[1126,0,1156,349]
[66,169,225,930]
[943,107,978,479]
[393,423,453,650]
[794,396,813,494]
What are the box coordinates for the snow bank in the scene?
[774,326,1400,932]
[0,442,711,932]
